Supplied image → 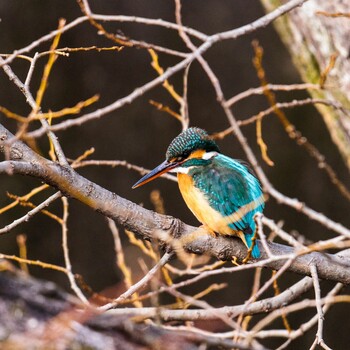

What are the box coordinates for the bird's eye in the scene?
[182,151,190,159]
[171,151,190,163]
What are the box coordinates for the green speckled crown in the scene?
[166,127,220,161]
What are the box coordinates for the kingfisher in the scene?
[132,127,264,259]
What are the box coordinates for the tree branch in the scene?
[106,275,314,321]
[1,123,350,285]
[26,0,308,139]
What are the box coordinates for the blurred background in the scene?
[0,1,349,348]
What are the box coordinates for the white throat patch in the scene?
[169,166,190,174]
[202,151,218,160]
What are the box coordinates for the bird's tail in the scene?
[243,227,260,259]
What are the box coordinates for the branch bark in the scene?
[1,123,350,284]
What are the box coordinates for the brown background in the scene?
[0,1,349,348]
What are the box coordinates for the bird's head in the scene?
[132,127,220,188]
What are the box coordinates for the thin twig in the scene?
[0,55,69,167]
[61,197,89,305]
[165,282,241,331]
[0,191,62,235]
[181,63,191,130]
[107,218,142,308]
[262,216,305,248]
[72,159,177,182]
[24,52,39,88]
[0,253,68,273]
[226,83,321,107]
[239,98,349,127]
[276,283,343,349]
[309,263,332,350]
[255,213,273,257]
[99,251,174,311]
[26,0,308,138]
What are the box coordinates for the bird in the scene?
[132,127,265,259]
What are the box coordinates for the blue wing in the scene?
[191,154,264,257]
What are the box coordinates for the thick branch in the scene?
[1,123,350,284]
[0,125,350,284]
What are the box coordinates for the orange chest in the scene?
[177,173,232,235]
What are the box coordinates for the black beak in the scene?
[132,160,178,189]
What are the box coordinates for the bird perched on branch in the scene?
[133,127,264,259]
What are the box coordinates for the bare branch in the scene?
[25,0,308,138]
[309,264,332,350]
[1,123,350,284]
[106,276,314,320]
[0,191,62,235]
[61,197,89,305]
[99,251,174,311]
[0,56,69,167]
[1,0,350,346]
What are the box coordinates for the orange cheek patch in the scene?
[189,149,205,159]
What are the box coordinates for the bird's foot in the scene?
[231,256,240,266]
[242,249,252,264]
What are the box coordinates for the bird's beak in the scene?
[132,160,178,189]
